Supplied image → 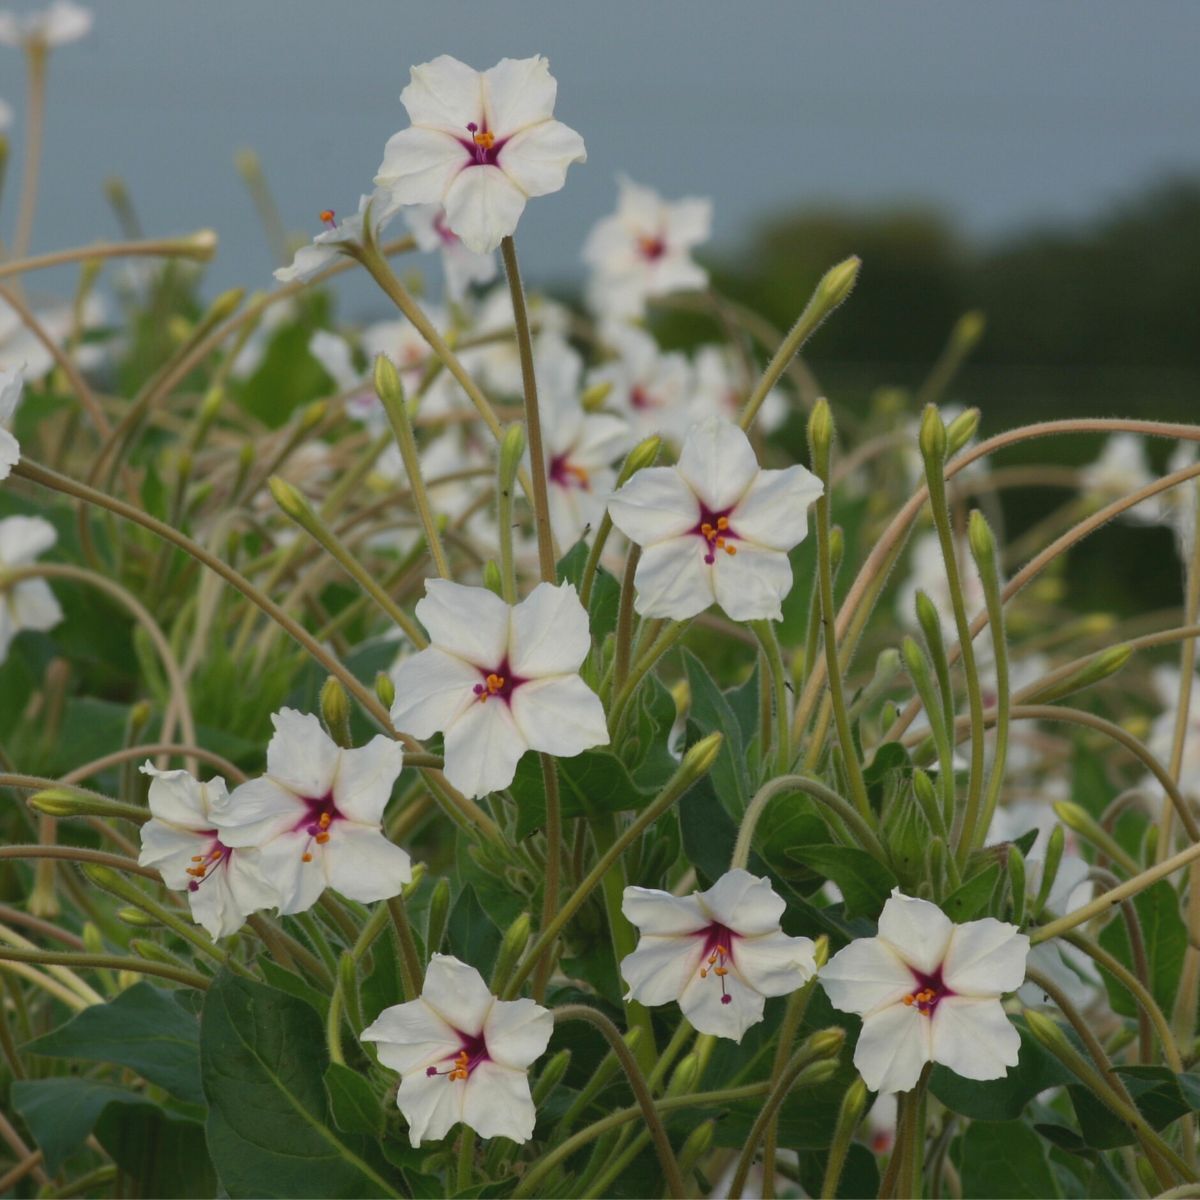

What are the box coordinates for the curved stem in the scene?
[0,945,209,990]
[0,232,217,281]
[11,45,46,262]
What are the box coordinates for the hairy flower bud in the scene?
[320,677,352,749]
[918,404,947,467]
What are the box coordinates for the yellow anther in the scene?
[714,966,728,976]
[319,209,335,224]
[716,516,729,530]
[318,812,332,830]
[699,968,708,978]
[190,855,205,862]
[315,832,330,845]
[302,852,313,863]
[473,129,496,149]
[725,544,737,556]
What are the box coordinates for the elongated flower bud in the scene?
[491,912,531,994]
[919,404,946,466]
[374,671,396,710]
[808,398,834,478]
[616,436,662,487]
[1007,845,1026,926]
[320,677,352,749]
[946,406,981,457]
[532,1049,571,1105]
[1021,646,1132,704]
[499,423,526,494]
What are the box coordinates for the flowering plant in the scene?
[0,17,1198,1200]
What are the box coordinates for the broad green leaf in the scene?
[447,884,501,978]
[1069,1065,1200,1149]
[200,970,399,1198]
[1097,880,1187,1020]
[94,1102,216,1198]
[10,1078,155,1171]
[786,844,898,919]
[960,1119,1061,1198]
[556,540,620,642]
[684,649,750,815]
[325,1062,386,1137]
[511,749,649,840]
[628,674,679,791]
[24,982,203,1104]
[942,862,1001,923]
[260,958,332,1018]
[798,1142,879,1199]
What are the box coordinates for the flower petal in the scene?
[622,886,708,934]
[678,966,765,1042]
[482,55,557,135]
[442,696,527,798]
[213,777,302,847]
[710,542,794,623]
[621,935,706,1007]
[415,580,510,669]
[443,165,528,255]
[390,646,482,740]
[0,515,56,565]
[734,931,817,998]
[608,466,700,545]
[138,821,207,890]
[930,996,1021,1081]
[397,1069,465,1147]
[731,465,823,551]
[265,709,339,799]
[820,938,916,1018]
[483,997,553,1070]
[421,955,495,1037]
[876,890,955,976]
[332,735,404,824]
[141,765,223,830]
[323,824,411,905]
[0,428,20,481]
[676,418,760,512]
[508,581,590,677]
[854,1002,931,1094]
[699,869,785,934]
[500,120,586,198]
[362,997,461,1076]
[510,675,608,759]
[400,55,484,133]
[942,918,1029,997]
[256,832,326,916]
[631,535,715,620]
[462,1062,537,1143]
[375,126,467,206]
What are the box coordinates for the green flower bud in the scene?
[482,559,504,597]
[808,398,834,477]
[299,399,327,432]
[374,671,395,710]
[616,436,662,487]
[320,677,352,748]
[795,1058,840,1087]
[117,907,159,927]
[373,353,404,411]
[1022,645,1132,704]
[817,256,861,311]
[499,422,526,494]
[666,1052,699,1097]
[918,404,946,467]
[967,510,998,586]
[130,938,182,966]
[268,474,308,521]
[680,732,723,782]
[207,287,245,326]
[581,381,613,411]
[945,406,981,457]
[1033,825,1065,917]
[677,1120,715,1179]
[1007,845,1026,926]
[82,922,105,957]
[532,1049,571,1105]
[491,912,531,994]
[426,877,451,956]
[801,1026,846,1061]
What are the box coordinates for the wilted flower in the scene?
[362,953,553,1146]
[0,1,91,49]
[607,416,823,621]
[275,190,402,284]
[404,204,498,302]
[583,176,711,318]
[137,765,276,940]
[0,515,63,659]
[375,54,586,254]
[390,580,608,798]
[214,709,410,915]
[620,868,817,1042]
[820,889,1029,1093]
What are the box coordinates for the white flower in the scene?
[583,177,711,319]
[362,953,553,1146]
[820,889,1029,1094]
[1079,434,1165,525]
[0,1,91,49]
[405,204,498,302]
[607,417,823,622]
[136,765,276,940]
[0,515,62,660]
[586,323,692,445]
[0,365,23,480]
[390,580,609,798]
[620,869,816,1042]
[213,709,410,916]
[275,190,402,284]
[895,530,986,646]
[375,54,586,254]
[463,284,569,397]
[690,344,787,434]
[1,293,108,381]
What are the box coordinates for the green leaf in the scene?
[942,862,1001,922]
[10,1078,155,1171]
[786,844,898,919]
[447,884,501,978]
[325,1062,385,1137]
[511,750,649,840]
[960,1120,1061,1198]
[1069,1065,1200,1149]
[798,1142,879,1199]
[260,958,332,1018]
[1098,880,1187,1020]
[683,649,750,816]
[628,674,679,791]
[931,1019,1073,1121]
[557,540,620,642]
[24,981,203,1104]
[200,970,399,1198]
[94,1102,216,1198]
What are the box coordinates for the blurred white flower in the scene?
[363,954,553,1146]
[607,417,823,622]
[821,889,1029,1094]
[464,284,569,397]
[390,580,608,798]
[137,765,276,940]
[275,190,402,284]
[689,343,786,433]
[583,177,711,319]
[0,293,108,381]
[1079,434,1166,525]
[0,365,23,481]
[621,868,816,1042]
[0,515,62,659]
[375,54,586,254]
[404,204,498,302]
[0,1,92,49]
[895,530,986,646]
[586,322,692,445]
[214,709,410,915]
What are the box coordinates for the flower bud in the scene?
[426,876,451,956]
[491,912,531,994]
[28,788,147,825]
[946,406,981,457]
[928,837,948,896]
[83,922,105,957]
[482,559,504,597]
[952,310,986,353]
[795,1058,841,1087]
[801,1026,846,1061]
[1021,645,1132,704]
[130,938,182,966]
[207,287,245,326]
[666,1052,699,1097]
[268,475,309,522]
[532,1049,571,1105]
[679,732,723,783]
[1033,825,1066,917]
[374,671,395,710]
[616,436,662,487]
[373,353,404,412]
[901,635,931,686]
[911,770,942,834]
[320,677,352,749]
[186,229,219,261]
[828,524,845,574]
[1023,1008,1072,1055]
[813,934,830,969]
[808,398,834,478]
[1007,844,1026,926]
[81,862,133,900]
[299,399,327,433]
[914,591,944,654]
[581,380,613,412]
[117,907,159,927]
[967,510,998,585]
[498,422,526,495]
[918,404,947,467]
[816,256,861,311]
[677,1120,715,1179]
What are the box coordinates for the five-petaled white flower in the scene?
[607,417,823,622]
[0,1,91,49]
[0,366,23,481]
[275,190,403,284]
[621,869,817,1042]
[586,322,692,445]
[214,709,411,916]
[375,54,586,254]
[0,515,63,660]
[820,889,1029,1094]
[390,580,608,798]
[583,177,711,318]
[137,764,276,940]
[362,953,553,1146]
[404,204,498,302]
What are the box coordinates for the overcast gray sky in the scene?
[4,0,1200,303]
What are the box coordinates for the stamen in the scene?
[474,673,506,704]
[319,209,336,227]
[473,129,496,149]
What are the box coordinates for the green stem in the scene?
[0,945,209,990]
[752,620,791,773]
[531,754,561,1003]
[387,894,423,1000]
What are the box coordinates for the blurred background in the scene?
[3,0,1200,608]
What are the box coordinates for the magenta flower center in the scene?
[186,833,231,892]
[902,966,951,1016]
[691,504,740,565]
[548,452,591,491]
[432,209,459,247]
[697,922,738,1006]
[472,657,526,705]
[460,122,507,167]
[637,233,667,261]
[291,791,343,862]
[426,1029,489,1081]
